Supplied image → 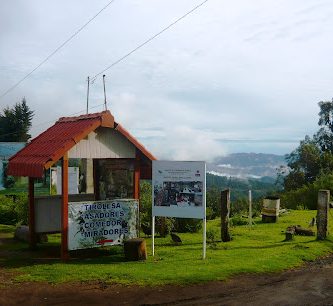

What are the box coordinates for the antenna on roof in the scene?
[103,74,108,110]
[86,76,90,114]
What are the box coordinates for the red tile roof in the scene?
[8,111,156,178]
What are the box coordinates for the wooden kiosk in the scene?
[7,111,155,260]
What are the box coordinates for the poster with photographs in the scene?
[152,161,206,219]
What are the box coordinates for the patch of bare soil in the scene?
[1,255,333,306]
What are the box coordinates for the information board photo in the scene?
[152,161,206,219]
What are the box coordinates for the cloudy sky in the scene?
[1,0,333,161]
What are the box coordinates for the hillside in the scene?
[207,153,286,179]
[206,173,280,201]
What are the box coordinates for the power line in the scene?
[0,0,117,101]
[91,0,209,82]
[1,0,210,137]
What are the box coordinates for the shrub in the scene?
[206,188,220,219]
[280,173,333,210]
[230,214,248,226]
[4,176,15,188]
[173,218,202,233]
[156,217,174,237]
[206,228,218,249]
[0,193,28,225]
[14,193,29,225]
[140,181,152,225]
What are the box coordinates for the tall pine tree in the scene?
[0,98,34,142]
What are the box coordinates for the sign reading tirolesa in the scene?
[68,199,138,250]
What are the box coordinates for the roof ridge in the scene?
[57,110,110,123]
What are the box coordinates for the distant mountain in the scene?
[207,153,287,179]
[206,173,280,200]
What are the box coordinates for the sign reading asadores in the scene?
[68,199,138,250]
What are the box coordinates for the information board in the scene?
[152,160,206,219]
[68,199,138,250]
[56,166,79,195]
[152,160,207,259]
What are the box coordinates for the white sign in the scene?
[152,160,207,259]
[56,166,79,195]
[68,199,138,250]
[152,161,206,219]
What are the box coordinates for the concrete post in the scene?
[317,190,329,240]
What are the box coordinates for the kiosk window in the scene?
[96,159,134,200]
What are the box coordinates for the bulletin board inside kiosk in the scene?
[95,159,135,200]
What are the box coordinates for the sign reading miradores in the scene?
[152,160,207,258]
[68,199,138,250]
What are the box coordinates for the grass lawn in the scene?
[0,210,333,286]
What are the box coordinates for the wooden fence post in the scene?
[317,190,329,240]
[221,189,231,242]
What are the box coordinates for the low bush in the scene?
[173,218,202,233]
[206,227,218,249]
[280,173,333,210]
[0,195,17,225]
[230,214,248,226]
[0,193,28,225]
[14,193,29,225]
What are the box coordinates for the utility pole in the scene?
[86,76,90,114]
[103,74,107,110]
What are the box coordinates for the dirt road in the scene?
[1,255,333,306]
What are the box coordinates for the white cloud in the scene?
[146,126,226,161]
[1,0,333,158]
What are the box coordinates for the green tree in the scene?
[284,136,321,190]
[314,99,333,153]
[280,173,333,210]
[281,100,333,191]
[0,98,34,142]
[206,187,220,219]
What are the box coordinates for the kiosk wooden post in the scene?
[134,150,141,200]
[61,154,69,261]
[28,177,37,249]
